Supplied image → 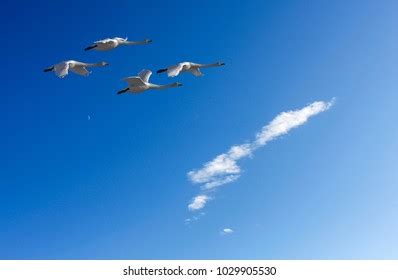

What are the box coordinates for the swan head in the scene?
[99,61,109,66]
[217,62,226,66]
[174,82,183,87]
[145,39,153,43]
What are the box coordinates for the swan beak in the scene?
[220,62,226,66]
[146,39,153,43]
[177,83,183,87]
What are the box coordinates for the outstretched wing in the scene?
[70,65,90,76]
[189,67,203,77]
[54,62,69,78]
[167,63,184,77]
[138,69,152,83]
[94,38,112,44]
[123,76,146,87]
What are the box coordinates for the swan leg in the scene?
[117,88,129,94]
[84,44,97,51]
[43,66,54,72]
[156,68,167,74]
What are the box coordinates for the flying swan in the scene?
[156,61,225,77]
[43,60,108,78]
[117,69,182,95]
[84,37,152,51]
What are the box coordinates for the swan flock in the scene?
[44,36,225,94]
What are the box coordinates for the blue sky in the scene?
[0,0,397,259]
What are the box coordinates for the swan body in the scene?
[84,37,152,51]
[157,61,225,77]
[43,60,108,78]
[117,69,182,95]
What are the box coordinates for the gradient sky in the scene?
[1,0,397,259]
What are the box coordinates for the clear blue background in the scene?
[0,0,397,259]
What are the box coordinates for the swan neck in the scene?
[199,62,220,68]
[124,40,147,45]
[89,62,104,67]
[153,83,176,89]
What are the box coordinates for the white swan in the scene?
[84,37,152,51]
[117,70,182,95]
[157,61,225,77]
[43,60,108,78]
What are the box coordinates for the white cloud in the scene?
[188,195,210,211]
[187,144,252,191]
[184,212,206,224]
[202,174,240,190]
[221,228,234,235]
[187,100,334,211]
[253,100,334,147]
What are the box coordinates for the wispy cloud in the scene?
[184,212,206,225]
[188,195,210,211]
[221,228,234,235]
[187,100,334,211]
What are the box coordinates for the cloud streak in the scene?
[187,100,334,211]
[188,195,210,211]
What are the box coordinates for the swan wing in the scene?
[70,65,90,76]
[138,70,152,83]
[123,76,146,87]
[94,38,112,44]
[189,68,203,77]
[54,62,69,78]
[167,63,184,77]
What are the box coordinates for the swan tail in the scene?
[156,68,167,74]
[84,44,97,51]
